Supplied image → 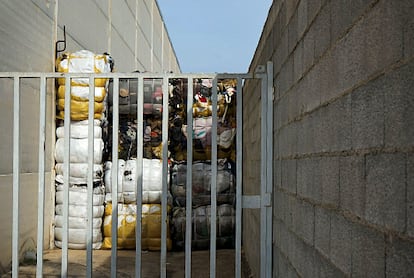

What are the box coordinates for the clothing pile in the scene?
[54,50,113,249]
[169,79,238,250]
[103,78,172,250]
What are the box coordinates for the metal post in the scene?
[235,77,243,278]
[62,76,72,278]
[185,77,194,278]
[111,77,119,277]
[86,76,95,277]
[136,76,144,278]
[265,62,274,278]
[12,76,20,278]
[210,77,218,278]
[36,76,47,278]
[160,77,169,278]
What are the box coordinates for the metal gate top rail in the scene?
[2,63,273,278]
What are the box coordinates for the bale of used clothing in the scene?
[104,158,170,204]
[171,204,235,250]
[55,120,104,184]
[54,184,105,250]
[56,86,107,121]
[102,203,172,250]
[170,159,235,207]
[56,50,113,87]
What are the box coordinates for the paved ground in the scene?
[2,249,251,277]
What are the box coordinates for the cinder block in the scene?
[307,0,322,25]
[386,237,414,277]
[335,0,403,95]
[280,56,294,96]
[303,26,315,72]
[351,76,385,150]
[329,0,377,45]
[279,124,298,158]
[313,3,331,60]
[339,155,366,218]
[351,223,385,278]
[297,0,308,38]
[384,61,414,148]
[404,7,414,59]
[293,199,314,246]
[408,154,414,237]
[315,254,347,278]
[288,11,299,55]
[315,95,352,153]
[320,156,339,207]
[275,158,282,189]
[365,153,406,232]
[281,159,297,194]
[293,40,304,82]
[330,213,352,275]
[297,157,322,202]
[315,206,331,258]
[297,68,321,115]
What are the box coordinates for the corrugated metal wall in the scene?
[0,0,180,273]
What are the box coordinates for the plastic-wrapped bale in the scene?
[171,204,235,250]
[185,116,236,161]
[107,78,162,116]
[56,85,107,121]
[102,203,172,250]
[55,137,104,164]
[56,50,112,87]
[104,158,170,204]
[170,159,235,207]
[54,184,105,250]
[55,120,104,184]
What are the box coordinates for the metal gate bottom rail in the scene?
[0,63,273,278]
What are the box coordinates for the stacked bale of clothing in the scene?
[54,50,112,250]
[170,159,236,250]
[104,77,172,250]
[169,78,238,251]
[56,50,112,121]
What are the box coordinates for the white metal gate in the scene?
[0,62,273,278]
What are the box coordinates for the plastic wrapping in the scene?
[102,203,172,250]
[57,98,104,115]
[104,159,168,204]
[171,204,235,250]
[56,124,102,139]
[56,50,111,87]
[55,163,103,184]
[57,85,106,102]
[54,184,105,249]
[170,160,235,207]
[55,138,104,164]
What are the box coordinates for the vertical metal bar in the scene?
[235,77,243,278]
[160,77,169,278]
[210,77,218,278]
[62,76,71,278]
[266,62,274,278]
[111,77,119,278]
[260,72,267,278]
[185,78,194,278]
[36,76,47,278]
[12,76,20,278]
[136,76,144,278]
[86,76,95,278]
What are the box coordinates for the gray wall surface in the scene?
[244,0,414,276]
[0,0,179,273]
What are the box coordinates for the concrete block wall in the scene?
[245,0,414,276]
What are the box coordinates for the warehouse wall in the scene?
[244,0,414,276]
[0,0,179,273]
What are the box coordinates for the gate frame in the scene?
[0,63,273,278]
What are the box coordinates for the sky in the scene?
[157,0,272,73]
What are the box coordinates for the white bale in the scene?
[55,138,104,164]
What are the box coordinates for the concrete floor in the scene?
[2,249,252,278]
